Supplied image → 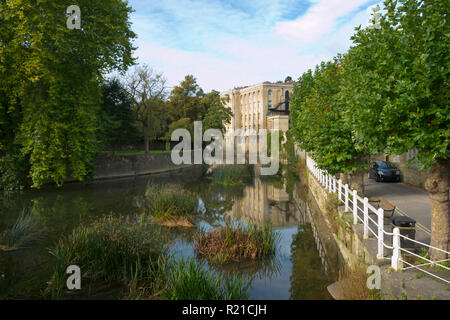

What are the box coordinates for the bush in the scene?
[194,222,279,264]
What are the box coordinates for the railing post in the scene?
[333,177,336,193]
[353,189,358,225]
[392,227,402,271]
[344,184,349,212]
[363,197,369,238]
[377,208,384,259]
[338,179,342,201]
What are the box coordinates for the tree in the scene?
[98,78,139,149]
[0,0,136,188]
[285,76,293,83]
[126,65,168,153]
[290,58,368,194]
[340,0,449,259]
[169,75,205,121]
[201,90,233,134]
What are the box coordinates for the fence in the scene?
[306,156,450,284]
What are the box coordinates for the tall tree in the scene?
[127,65,168,153]
[290,59,368,194]
[341,0,449,260]
[201,90,233,134]
[0,0,136,188]
[169,75,205,121]
[98,78,139,149]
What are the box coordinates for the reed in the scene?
[0,211,40,251]
[194,222,279,264]
[211,165,252,185]
[144,184,198,227]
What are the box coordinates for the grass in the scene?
[337,265,382,300]
[194,222,280,264]
[0,211,41,251]
[47,214,251,300]
[210,165,252,186]
[47,215,169,299]
[158,258,251,300]
[144,184,198,227]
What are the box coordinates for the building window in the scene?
[268,89,272,109]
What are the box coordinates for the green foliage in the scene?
[47,215,168,299]
[161,258,251,300]
[202,90,233,133]
[194,222,280,264]
[0,210,40,251]
[144,184,198,225]
[290,59,368,175]
[0,0,136,188]
[98,78,140,148]
[341,0,449,168]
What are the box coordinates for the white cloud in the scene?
[128,0,380,92]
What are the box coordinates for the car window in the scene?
[376,162,388,168]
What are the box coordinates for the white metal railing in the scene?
[306,156,450,284]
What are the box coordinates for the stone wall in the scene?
[94,152,198,180]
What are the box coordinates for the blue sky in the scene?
[128,0,381,92]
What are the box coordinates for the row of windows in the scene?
[242,114,262,121]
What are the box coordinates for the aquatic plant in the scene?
[194,222,279,264]
[160,257,251,300]
[144,184,198,227]
[47,215,169,299]
[0,211,40,251]
[211,165,252,186]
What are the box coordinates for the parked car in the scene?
[368,161,401,182]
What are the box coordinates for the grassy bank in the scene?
[194,222,279,264]
[144,184,198,227]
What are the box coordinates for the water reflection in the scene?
[0,165,339,300]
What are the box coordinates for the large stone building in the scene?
[220,81,294,135]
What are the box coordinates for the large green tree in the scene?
[341,0,449,259]
[291,58,369,194]
[0,0,136,188]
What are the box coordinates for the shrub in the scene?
[194,222,279,264]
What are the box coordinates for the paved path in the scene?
[364,176,431,244]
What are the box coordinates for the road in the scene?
[364,176,431,244]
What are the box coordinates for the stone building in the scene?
[221,81,294,135]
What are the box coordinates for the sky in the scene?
[128,0,382,93]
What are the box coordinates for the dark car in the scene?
[368,161,401,182]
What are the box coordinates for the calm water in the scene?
[0,165,338,299]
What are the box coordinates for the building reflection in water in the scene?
[224,177,305,227]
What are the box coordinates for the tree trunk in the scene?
[350,169,365,195]
[425,159,449,261]
[143,127,150,154]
